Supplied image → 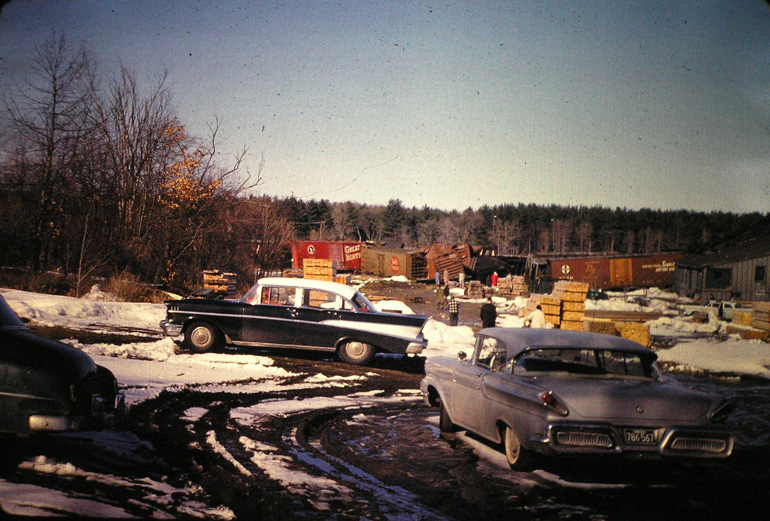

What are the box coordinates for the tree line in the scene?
[2,34,767,294]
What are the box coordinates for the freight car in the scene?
[290,241,363,271]
[547,253,684,290]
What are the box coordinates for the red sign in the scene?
[390,256,400,274]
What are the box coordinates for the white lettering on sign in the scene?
[343,244,361,262]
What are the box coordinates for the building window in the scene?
[755,266,766,283]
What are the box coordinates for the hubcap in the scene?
[192,327,211,346]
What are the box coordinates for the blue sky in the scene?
[1,0,769,213]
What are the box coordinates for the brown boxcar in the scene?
[361,245,428,279]
[548,253,684,290]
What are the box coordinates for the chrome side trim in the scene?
[231,340,336,352]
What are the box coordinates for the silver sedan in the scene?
[421,328,734,470]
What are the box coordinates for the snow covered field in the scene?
[1,282,769,518]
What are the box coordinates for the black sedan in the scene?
[0,294,125,434]
[160,277,429,365]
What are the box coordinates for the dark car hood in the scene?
[1,328,96,381]
[536,376,714,422]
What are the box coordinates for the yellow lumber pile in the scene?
[586,320,617,335]
[202,270,237,297]
[617,322,651,346]
[521,296,561,326]
[731,310,753,326]
[303,258,335,281]
[751,302,770,331]
[498,276,529,297]
[726,325,769,341]
[553,281,589,331]
[539,296,562,326]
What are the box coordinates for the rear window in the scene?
[513,348,654,378]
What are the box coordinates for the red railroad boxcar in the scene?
[291,241,363,271]
[548,253,684,290]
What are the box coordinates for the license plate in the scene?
[624,428,656,445]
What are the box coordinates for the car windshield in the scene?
[513,348,656,379]
[0,295,26,330]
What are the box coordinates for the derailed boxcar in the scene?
[548,254,684,290]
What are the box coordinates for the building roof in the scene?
[677,234,770,269]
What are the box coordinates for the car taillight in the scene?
[540,391,569,416]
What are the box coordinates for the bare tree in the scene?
[1,32,96,269]
[575,220,593,252]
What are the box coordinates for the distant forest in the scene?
[2,34,768,292]
[278,197,770,257]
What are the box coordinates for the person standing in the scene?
[480,297,497,329]
[448,296,460,326]
[491,271,499,287]
[525,304,546,329]
[443,269,450,287]
[458,270,465,290]
[435,270,440,285]
[435,284,446,309]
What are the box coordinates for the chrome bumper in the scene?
[29,393,126,432]
[532,422,734,459]
[160,319,183,337]
[406,333,428,354]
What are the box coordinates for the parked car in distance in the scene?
[586,289,609,301]
[421,328,734,470]
[681,300,737,320]
[0,294,125,434]
[160,277,429,365]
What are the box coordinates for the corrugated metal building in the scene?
[675,236,770,301]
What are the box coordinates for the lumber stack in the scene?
[202,270,237,298]
[498,276,529,297]
[732,310,753,326]
[751,302,770,332]
[539,297,562,326]
[553,281,589,331]
[465,280,485,299]
[303,259,335,281]
[617,322,651,346]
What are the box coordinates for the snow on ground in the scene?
[2,285,770,386]
[1,283,769,517]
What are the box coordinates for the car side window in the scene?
[260,287,297,306]
[303,290,340,310]
[475,337,508,372]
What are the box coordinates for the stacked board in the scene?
[303,259,335,281]
[202,270,237,298]
[552,281,589,331]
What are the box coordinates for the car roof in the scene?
[257,277,360,300]
[477,327,656,359]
